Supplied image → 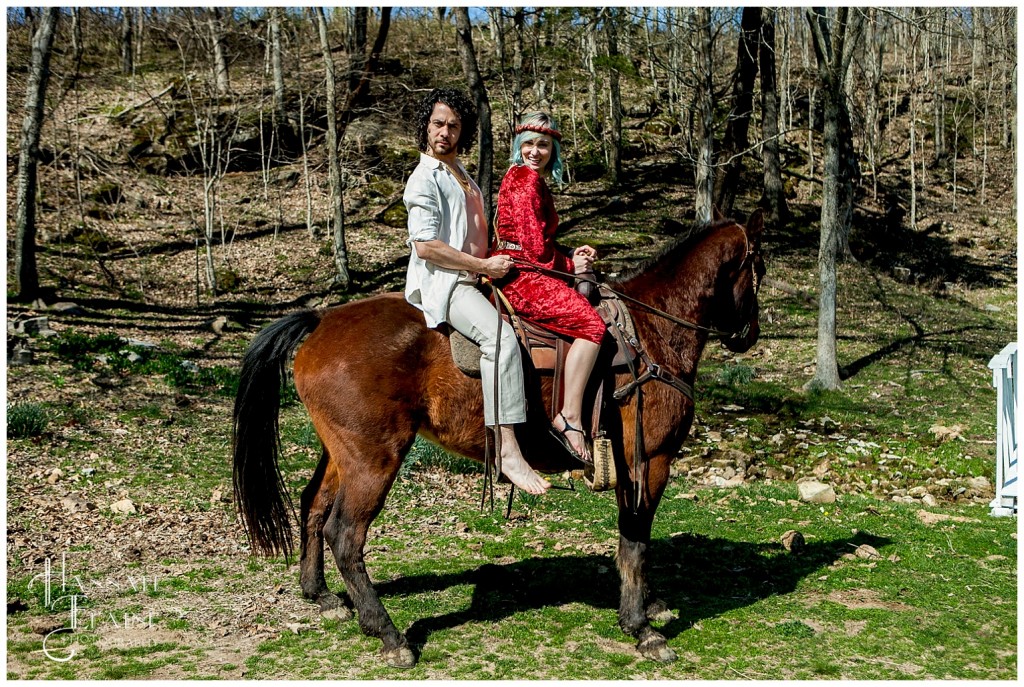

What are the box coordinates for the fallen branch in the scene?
[112,82,177,123]
[763,276,816,305]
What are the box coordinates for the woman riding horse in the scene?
[493,112,604,464]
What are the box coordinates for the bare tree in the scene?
[208,8,230,95]
[714,7,760,215]
[454,8,495,224]
[805,7,865,391]
[315,7,351,291]
[584,9,602,138]
[488,7,505,63]
[861,9,887,201]
[692,8,715,224]
[512,8,525,121]
[120,7,134,75]
[759,7,788,223]
[605,8,623,184]
[347,7,368,93]
[14,7,59,301]
[269,8,285,114]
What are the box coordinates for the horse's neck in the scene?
[616,238,722,380]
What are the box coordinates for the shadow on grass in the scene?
[374,531,889,654]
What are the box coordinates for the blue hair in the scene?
[509,113,565,185]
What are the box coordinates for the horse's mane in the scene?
[611,217,736,284]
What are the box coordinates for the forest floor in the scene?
[5,55,1019,679]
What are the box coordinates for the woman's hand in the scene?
[572,245,597,274]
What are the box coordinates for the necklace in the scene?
[429,151,475,197]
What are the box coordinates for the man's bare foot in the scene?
[495,426,549,494]
[553,412,591,462]
[499,449,550,495]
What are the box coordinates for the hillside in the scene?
[4,9,1018,679]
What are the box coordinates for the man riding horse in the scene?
[402,87,549,495]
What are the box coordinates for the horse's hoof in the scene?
[382,646,416,669]
[638,636,677,663]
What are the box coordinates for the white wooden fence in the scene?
[988,343,1017,517]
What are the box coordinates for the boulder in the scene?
[798,480,836,504]
[12,317,57,337]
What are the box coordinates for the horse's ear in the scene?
[745,209,765,242]
[712,205,725,222]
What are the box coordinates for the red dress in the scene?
[493,165,606,345]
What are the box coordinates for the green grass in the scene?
[5,201,1015,678]
[6,401,49,438]
[220,480,1015,679]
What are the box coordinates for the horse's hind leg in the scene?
[299,448,352,621]
[321,431,415,668]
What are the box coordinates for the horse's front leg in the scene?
[616,457,676,663]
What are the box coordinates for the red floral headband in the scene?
[514,124,562,141]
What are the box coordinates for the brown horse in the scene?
[232,210,765,667]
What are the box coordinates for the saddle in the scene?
[449,283,638,390]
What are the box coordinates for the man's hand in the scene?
[480,254,514,279]
[572,245,597,274]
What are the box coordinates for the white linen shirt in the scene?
[403,153,484,328]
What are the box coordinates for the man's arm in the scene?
[414,240,512,279]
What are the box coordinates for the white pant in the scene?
[447,280,526,426]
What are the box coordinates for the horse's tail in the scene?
[232,309,323,559]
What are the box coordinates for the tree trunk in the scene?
[605,9,623,184]
[209,8,230,95]
[910,86,918,229]
[805,7,865,391]
[121,7,134,75]
[780,10,792,131]
[270,8,285,114]
[642,8,659,101]
[667,8,681,120]
[346,8,391,112]
[71,8,82,60]
[454,8,495,225]
[14,7,59,301]
[692,8,715,224]
[315,7,350,290]
[585,10,601,138]
[348,7,368,93]
[715,7,760,215]
[488,8,505,63]
[863,9,885,201]
[759,8,788,224]
[512,9,525,122]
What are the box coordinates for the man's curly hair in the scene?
[414,88,478,155]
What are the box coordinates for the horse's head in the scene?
[712,209,765,353]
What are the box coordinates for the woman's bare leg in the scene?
[554,338,601,460]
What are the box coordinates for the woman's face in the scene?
[520,135,553,174]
